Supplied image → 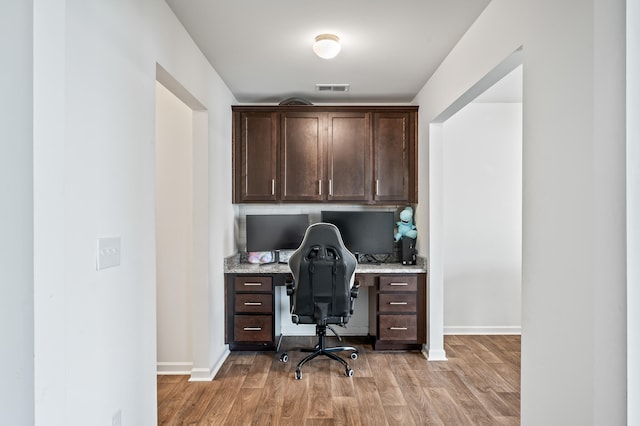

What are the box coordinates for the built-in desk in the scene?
[224,255,427,351]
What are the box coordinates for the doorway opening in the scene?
[441,65,522,335]
[155,65,209,380]
[427,49,523,360]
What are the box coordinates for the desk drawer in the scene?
[234,276,273,293]
[378,315,417,341]
[379,276,417,292]
[234,315,272,342]
[378,294,417,313]
[235,293,272,313]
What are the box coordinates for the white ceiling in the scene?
[165,0,492,104]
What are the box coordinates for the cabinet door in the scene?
[237,112,278,201]
[372,112,411,202]
[281,112,325,201]
[327,112,371,201]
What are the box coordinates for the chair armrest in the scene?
[286,275,295,296]
[350,280,360,299]
[349,281,360,315]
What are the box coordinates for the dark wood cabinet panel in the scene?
[327,112,370,201]
[378,315,418,340]
[234,276,273,293]
[233,315,273,342]
[233,112,278,202]
[372,112,416,203]
[280,112,325,201]
[379,275,418,292]
[234,293,273,313]
[232,106,417,204]
[378,293,417,313]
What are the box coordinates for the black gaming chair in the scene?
[280,222,360,379]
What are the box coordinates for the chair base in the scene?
[279,325,358,380]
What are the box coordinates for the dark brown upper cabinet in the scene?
[233,111,278,202]
[372,111,416,203]
[232,106,417,204]
[280,112,325,201]
[327,112,370,202]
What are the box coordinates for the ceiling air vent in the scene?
[315,84,350,93]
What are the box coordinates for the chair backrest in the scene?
[288,223,357,325]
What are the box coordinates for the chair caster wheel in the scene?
[295,369,302,380]
[280,353,289,363]
[350,351,358,360]
[346,368,354,377]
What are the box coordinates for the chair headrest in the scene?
[289,223,357,274]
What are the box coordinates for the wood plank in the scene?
[332,396,362,425]
[157,335,521,425]
[425,387,473,425]
[353,377,389,425]
[307,373,333,419]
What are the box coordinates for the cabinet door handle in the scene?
[376,179,379,196]
[244,302,262,306]
[389,327,408,330]
[389,302,408,305]
[243,282,263,286]
[271,179,275,196]
[329,179,333,196]
[318,180,322,195]
[243,327,262,331]
[389,282,409,286]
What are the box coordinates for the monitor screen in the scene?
[321,211,394,255]
[246,214,309,252]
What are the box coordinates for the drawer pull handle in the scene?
[243,327,262,331]
[390,327,408,331]
[243,282,263,286]
[389,302,408,305]
[389,282,409,286]
[244,302,262,306]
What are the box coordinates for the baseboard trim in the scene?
[424,346,448,361]
[444,326,522,335]
[156,362,193,375]
[188,347,231,382]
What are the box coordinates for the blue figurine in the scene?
[395,206,417,241]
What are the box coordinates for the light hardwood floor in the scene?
[157,335,520,425]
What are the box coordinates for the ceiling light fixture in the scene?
[313,34,341,59]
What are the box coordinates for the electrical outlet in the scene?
[112,409,122,426]
[97,237,121,270]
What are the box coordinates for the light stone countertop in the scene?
[224,253,427,274]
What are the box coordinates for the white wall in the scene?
[1,2,34,424]
[30,0,237,424]
[442,103,522,334]
[627,0,640,423]
[414,0,627,423]
[155,82,194,373]
[521,1,626,423]
[414,0,524,361]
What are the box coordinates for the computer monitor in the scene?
[320,211,394,258]
[245,214,309,252]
